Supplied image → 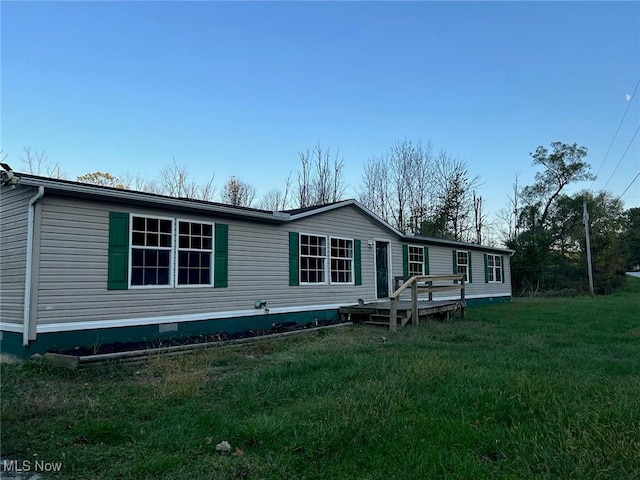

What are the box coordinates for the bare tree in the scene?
[156,158,215,201]
[359,139,436,232]
[20,146,64,178]
[220,176,257,207]
[259,173,292,211]
[295,143,346,208]
[497,174,521,244]
[473,191,485,244]
[359,155,392,223]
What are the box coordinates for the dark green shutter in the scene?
[484,253,489,283]
[423,246,430,275]
[452,250,458,283]
[108,212,129,290]
[501,255,505,283]
[354,239,362,285]
[402,245,409,277]
[214,224,228,288]
[468,251,473,283]
[289,232,299,286]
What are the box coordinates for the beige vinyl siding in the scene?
[35,199,401,326]
[34,195,510,328]
[420,246,511,300]
[0,186,35,325]
[288,206,401,302]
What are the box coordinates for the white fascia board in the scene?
[35,303,349,333]
[0,323,24,333]
[420,293,512,301]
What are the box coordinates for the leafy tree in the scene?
[220,176,257,207]
[548,191,626,294]
[507,226,552,296]
[622,207,640,271]
[510,142,596,295]
[521,142,593,228]
[77,171,127,189]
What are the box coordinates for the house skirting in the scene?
[0,309,341,358]
[464,296,511,307]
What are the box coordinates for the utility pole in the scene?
[583,199,595,297]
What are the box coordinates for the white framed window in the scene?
[487,254,502,283]
[330,237,354,284]
[130,215,174,287]
[457,250,469,282]
[408,245,425,277]
[177,220,214,286]
[300,234,327,284]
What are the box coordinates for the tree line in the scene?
[5,140,639,296]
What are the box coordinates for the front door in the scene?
[375,241,390,298]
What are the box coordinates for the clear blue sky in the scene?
[2,1,639,220]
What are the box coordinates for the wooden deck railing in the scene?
[389,274,465,331]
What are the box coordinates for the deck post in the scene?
[460,277,466,318]
[411,280,418,326]
[390,297,398,331]
[428,281,433,302]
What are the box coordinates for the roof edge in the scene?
[14,173,286,223]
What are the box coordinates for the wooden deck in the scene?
[339,299,464,328]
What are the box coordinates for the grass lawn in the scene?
[2,278,640,479]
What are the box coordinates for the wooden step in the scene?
[366,314,407,327]
[363,321,391,327]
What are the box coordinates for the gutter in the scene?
[23,186,44,346]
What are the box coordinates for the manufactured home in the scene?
[0,171,513,357]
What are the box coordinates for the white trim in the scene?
[373,238,393,298]
[175,218,215,288]
[35,303,350,333]
[328,235,355,285]
[129,213,175,289]
[32,293,512,334]
[1,323,24,333]
[486,253,503,283]
[298,232,328,286]
[419,293,511,302]
[455,249,470,283]
[408,244,425,277]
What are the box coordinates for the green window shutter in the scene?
[108,212,129,290]
[452,250,458,283]
[214,223,229,288]
[484,253,489,283]
[354,239,362,285]
[501,255,505,283]
[468,251,473,283]
[402,245,409,277]
[289,232,299,286]
[423,246,430,275]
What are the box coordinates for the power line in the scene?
[602,124,640,190]
[592,78,640,187]
[618,171,640,201]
